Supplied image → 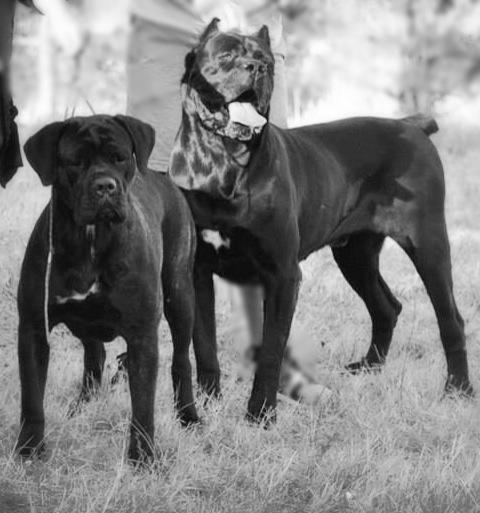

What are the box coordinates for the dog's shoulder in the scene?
[131,170,193,234]
[25,204,50,254]
[132,170,188,210]
[18,204,51,301]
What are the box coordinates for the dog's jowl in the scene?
[169,19,472,423]
[16,115,198,462]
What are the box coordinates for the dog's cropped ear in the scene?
[114,115,155,174]
[200,17,220,42]
[181,49,197,83]
[24,121,65,186]
[256,25,271,47]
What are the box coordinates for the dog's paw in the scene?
[67,387,100,418]
[66,399,83,419]
[246,397,277,427]
[15,433,46,459]
[178,408,201,428]
[444,375,475,399]
[111,352,128,385]
[344,358,383,375]
[127,443,156,469]
[197,371,221,399]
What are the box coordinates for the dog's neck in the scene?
[169,86,255,199]
[51,194,130,268]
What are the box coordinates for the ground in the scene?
[0,123,480,513]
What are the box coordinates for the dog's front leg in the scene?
[125,328,158,464]
[247,266,301,423]
[16,316,50,456]
[192,261,221,397]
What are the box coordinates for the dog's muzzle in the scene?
[92,175,118,199]
[77,175,126,224]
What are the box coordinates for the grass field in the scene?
[1,122,480,513]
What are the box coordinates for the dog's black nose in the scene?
[244,61,266,74]
[93,176,117,197]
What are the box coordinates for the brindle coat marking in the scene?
[170,19,472,422]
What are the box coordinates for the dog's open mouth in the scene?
[226,90,267,130]
[233,89,258,105]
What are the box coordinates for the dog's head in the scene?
[182,18,274,130]
[24,115,155,226]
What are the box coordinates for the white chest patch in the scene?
[201,229,231,251]
[56,281,100,305]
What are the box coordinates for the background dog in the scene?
[16,114,198,463]
[169,19,472,423]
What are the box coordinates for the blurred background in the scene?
[10,0,480,128]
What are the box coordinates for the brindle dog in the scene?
[169,19,472,423]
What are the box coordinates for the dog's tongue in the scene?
[228,102,267,129]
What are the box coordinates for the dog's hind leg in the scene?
[395,220,472,395]
[81,340,105,398]
[332,232,402,372]
[163,273,199,426]
[68,339,106,417]
[192,262,221,397]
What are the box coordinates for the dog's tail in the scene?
[401,114,439,136]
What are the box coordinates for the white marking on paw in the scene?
[56,281,100,304]
[201,229,230,251]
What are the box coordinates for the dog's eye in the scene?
[113,155,128,164]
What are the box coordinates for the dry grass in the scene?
[1,123,480,513]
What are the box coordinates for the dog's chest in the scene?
[51,276,120,341]
[198,227,275,284]
[53,254,102,305]
[50,236,123,339]
[55,278,100,304]
[201,229,231,251]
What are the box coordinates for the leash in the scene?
[43,98,92,345]
[44,190,54,345]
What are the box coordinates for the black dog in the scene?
[169,19,472,422]
[16,115,198,462]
